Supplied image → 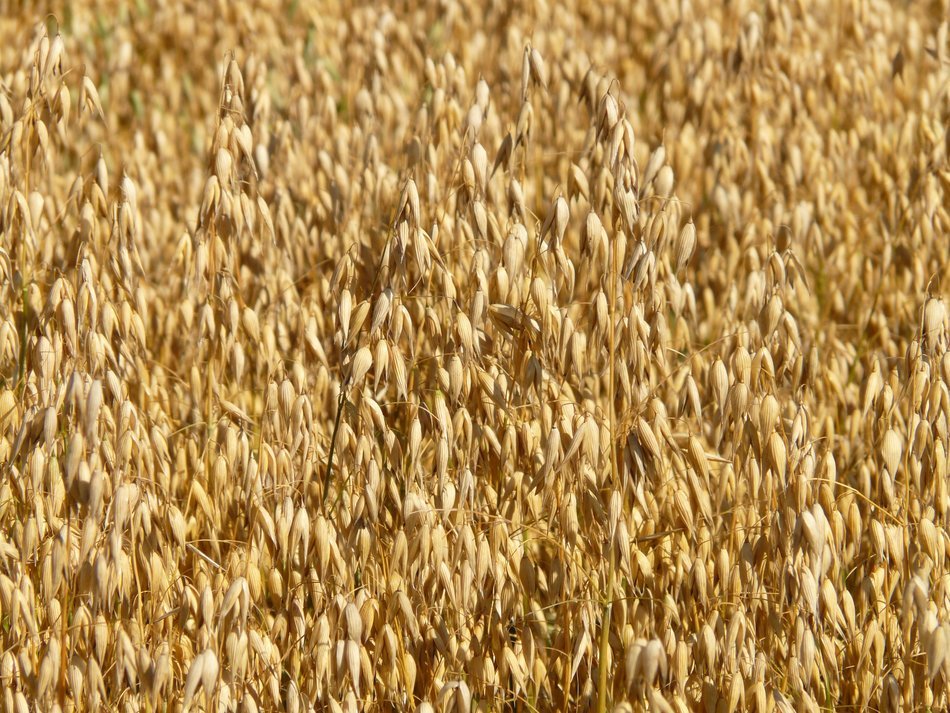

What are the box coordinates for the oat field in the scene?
[1,1,949,711]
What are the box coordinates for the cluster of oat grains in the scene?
[0,1,949,711]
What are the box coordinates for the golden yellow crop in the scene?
[0,2,948,711]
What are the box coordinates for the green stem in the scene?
[322,381,348,511]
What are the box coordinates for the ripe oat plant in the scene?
[0,1,949,711]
